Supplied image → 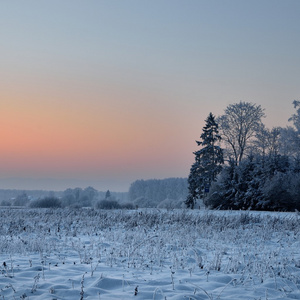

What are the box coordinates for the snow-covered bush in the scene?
[120,202,135,209]
[13,193,30,207]
[133,196,154,208]
[29,196,62,208]
[261,172,300,211]
[156,198,185,209]
[0,200,11,207]
[95,199,121,209]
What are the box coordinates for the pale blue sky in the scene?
[0,1,299,191]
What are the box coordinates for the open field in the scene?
[0,208,300,299]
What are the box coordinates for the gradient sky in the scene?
[1,0,300,191]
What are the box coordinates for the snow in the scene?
[0,208,300,299]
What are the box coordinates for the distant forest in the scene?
[128,178,188,208]
[0,177,187,209]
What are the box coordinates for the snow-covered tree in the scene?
[279,100,300,157]
[279,127,299,156]
[185,113,224,208]
[61,187,98,207]
[105,190,111,199]
[254,126,281,158]
[186,164,200,209]
[218,101,265,165]
[205,153,298,211]
[13,192,30,207]
[288,100,300,131]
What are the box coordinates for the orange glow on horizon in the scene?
[0,88,191,182]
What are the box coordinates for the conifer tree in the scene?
[105,190,111,199]
[185,113,224,208]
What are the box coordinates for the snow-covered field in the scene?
[0,208,300,300]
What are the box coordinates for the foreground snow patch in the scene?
[0,208,300,299]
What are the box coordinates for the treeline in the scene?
[128,178,188,208]
[0,187,129,209]
[0,189,63,204]
[187,100,300,211]
[0,179,188,209]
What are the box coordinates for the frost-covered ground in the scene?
[0,208,300,300]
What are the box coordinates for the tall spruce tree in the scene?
[185,113,224,208]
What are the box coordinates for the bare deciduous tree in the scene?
[218,101,265,164]
[254,125,281,158]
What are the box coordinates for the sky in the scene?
[0,0,300,192]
